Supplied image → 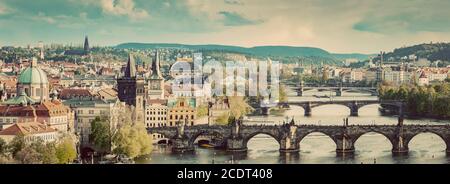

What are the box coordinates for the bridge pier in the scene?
[261,107,270,116]
[392,134,409,156]
[349,102,359,116]
[304,102,312,116]
[335,136,354,156]
[226,137,247,152]
[336,89,342,97]
[171,138,194,153]
[371,91,378,96]
[297,81,304,97]
[279,138,300,153]
[296,90,303,97]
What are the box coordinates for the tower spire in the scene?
[151,50,162,79]
[84,35,90,53]
[125,53,136,78]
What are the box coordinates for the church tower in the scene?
[117,54,145,123]
[147,50,164,99]
[83,36,90,54]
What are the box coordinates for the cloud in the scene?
[2,0,450,53]
[224,0,244,5]
[219,11,261,26]
[99,0,149,20]
[351,0,450,33]
[0,3,12,15]
[31,12,56,24]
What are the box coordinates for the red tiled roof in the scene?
[0,122,56,136]
[59,89,92,99]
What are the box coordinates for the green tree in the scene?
[56,136,77,164]
[196,105,209,117]
[112,123,152,158]
[215,112,230,125]
[41,142,58,164]
[228,96,253,119]
[8,134,25,158]
[279,85,288,103]
[90,117,112,152]
[0,138,7,157]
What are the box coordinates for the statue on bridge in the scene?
[230,117,243,139]
[176,119,186,139]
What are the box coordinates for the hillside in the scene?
[382,42,450,62]
[116,43,371,61]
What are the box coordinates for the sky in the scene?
[1,0,450,54]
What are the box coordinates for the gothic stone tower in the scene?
[117,54,145,123]
[83,36,90,54]
[148,50,164,99]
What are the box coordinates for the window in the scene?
[89,110,94,114]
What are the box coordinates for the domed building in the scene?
[16,58,49,102]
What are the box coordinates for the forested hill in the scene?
[382,42,450,61]
[116,43,371,61]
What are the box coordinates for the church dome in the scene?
[18,58,48,85]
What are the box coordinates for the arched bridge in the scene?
[290,81,378,97]
[267,100,402,116]
[293,86,378,97]
[147,119,450,156]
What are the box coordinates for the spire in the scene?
[124,54,136,78]
[84,35,90,53]
[151,50,162,79]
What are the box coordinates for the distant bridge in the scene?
[288,81,378,97]
[259,99,402,116]
[147,119,450,156]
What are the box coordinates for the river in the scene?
[136,88,450,164]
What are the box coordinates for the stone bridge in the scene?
[293,81,378,97]
[147,119,450,156]
[264,100,402,116]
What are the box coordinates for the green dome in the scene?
[18,61,48,85]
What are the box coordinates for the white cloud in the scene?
[32,12,56,24]
[100,0,149,20]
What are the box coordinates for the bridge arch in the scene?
[244,132,281,148]
[298,131,337,153]
[187,130,225,147]
[407,131,448,152]
[296,131,337,147]
[310,104,352,116]
[352,131,394,153]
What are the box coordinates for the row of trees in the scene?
[0,134,77,164]
[379,82,450,118]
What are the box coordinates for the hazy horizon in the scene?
[1,0,450,54]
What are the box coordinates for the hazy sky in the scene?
[1,0,450,54]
